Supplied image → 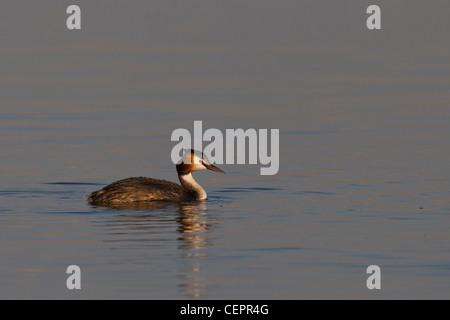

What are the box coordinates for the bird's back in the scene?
[88,177,190,205]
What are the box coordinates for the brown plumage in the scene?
[87,150,225,206]
[88,177,191,205]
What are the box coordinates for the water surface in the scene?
[1,1,449,299]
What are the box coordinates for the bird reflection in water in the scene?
[90,200,218,298]
[175,202,213,298]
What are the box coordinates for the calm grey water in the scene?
[1,1,450,299]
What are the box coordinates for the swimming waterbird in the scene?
[88,150,225,205]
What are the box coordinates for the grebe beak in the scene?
[203,162,225,174]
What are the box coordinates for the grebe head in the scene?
[176,149,225,175]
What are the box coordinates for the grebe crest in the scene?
[88,149,225,206]
[176,149,224,175]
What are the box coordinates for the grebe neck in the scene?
[178,173,207,200]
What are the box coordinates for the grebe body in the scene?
[88,150,224,206]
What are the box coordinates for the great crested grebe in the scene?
[88,150,225,205]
